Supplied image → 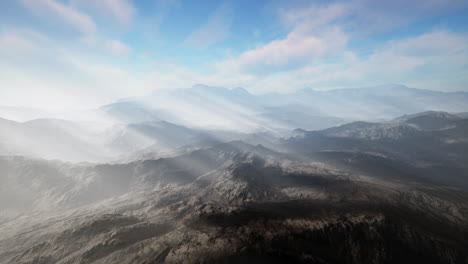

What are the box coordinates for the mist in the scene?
[2,0,468,263]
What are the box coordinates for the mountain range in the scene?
[1,138,468,263]
[1,84,468,263]
[1,84,468,162]
[102,84,468,131]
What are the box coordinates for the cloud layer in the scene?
[0,0,467,108]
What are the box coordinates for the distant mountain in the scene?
[262,84,468,119]
[100,86,271,131]
[393,111,461,122]
[99,84,468,133]
[0,117,109,162]
[102,84,348,132]
[0,106,54,121]
[107,120,207,153]
[284,111,468,190]
[321,121,419,140]
[392,111,462,130]
[258,104,346,131]
[100,101,170,124]
[455,112,468,118]
[0,115,270,162]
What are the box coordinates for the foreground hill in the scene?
[1,141,468,263]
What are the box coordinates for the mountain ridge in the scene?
[1,138,468,263]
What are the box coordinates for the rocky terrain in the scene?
[2,0,468,260]
[284,112,468,191]
[1,133,468,263]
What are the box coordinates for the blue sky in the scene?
[1,0,468,108]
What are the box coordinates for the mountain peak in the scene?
[192,84,226,92]
[392,111,462,129]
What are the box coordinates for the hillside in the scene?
[1,141,468,263]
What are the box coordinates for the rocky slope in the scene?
[284,112,468,190]
[1,141,468,264]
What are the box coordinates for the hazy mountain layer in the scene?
[2,84,468,162]
[0,118,110,162]
[102,84,468,131]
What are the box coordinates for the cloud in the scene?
[209,0,468,90]
[1,27,467,111]
[392,31,468,57]
[183,3,233,49]
[2,0,468,111]
[106,39,130,55]
[0,32,39,55]
[239,30,468,93]
[278,2,348,31]
[19,0,96,36]
[213,2,350,74]
[344,31,468,81]
[277,0,468,35]
[218,26,347,73]
[70,0,136,26]
[0,29,150,109]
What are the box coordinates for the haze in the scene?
[1,1,468,264]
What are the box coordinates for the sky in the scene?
[1,0,468,109]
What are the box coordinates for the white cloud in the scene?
[279,2,348,31]
[393,31,468,57]
[277,0,468,35]
[218,26,347,73]
[106,39,130,55]
[207,0,468,92]
[0,33,38,55]
[2,0,468,111]
[239,30,468,93]
[70,0,136,26]
[1,28,467,110]
[20,0,96,36]
[0,30,150,109]
[183,3,233,49]
[213,2,350,74]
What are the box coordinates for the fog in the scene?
[2,83,468,263]
[1,84,467,163]
[2,0,468,260]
